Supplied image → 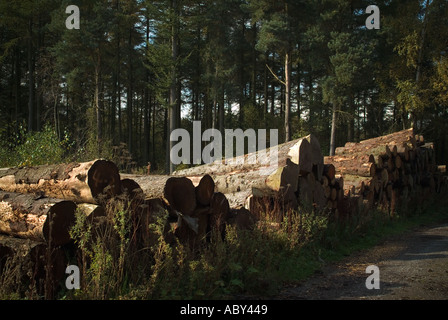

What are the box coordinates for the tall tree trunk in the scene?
[264,56,268,118]
[27,18,35,132]
[13,47,20,128]
[143,16,151,165]
[36,12,43,132]
[284,51,291,142]
[111,71,117,144]
[127,29,133,157]
[308,74,314,128]
[95,57,102,157]
[167,0,179,174]
[329,102,337,156]
[238,18,246,126]
[296,59,301,132]
[218,90,224,134]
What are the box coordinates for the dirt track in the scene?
[278,222,448,300]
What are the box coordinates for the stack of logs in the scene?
[172,134,327,222]
[0,159,256,296]
[0,159,122,296]
[0,128,446,297]
[324,128,446,219]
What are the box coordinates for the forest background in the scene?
[1,0,447,174]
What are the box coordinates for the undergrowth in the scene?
[1,189,447,300]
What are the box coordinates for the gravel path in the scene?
[277,222,448,300]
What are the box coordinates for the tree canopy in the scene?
[0,0,447,171]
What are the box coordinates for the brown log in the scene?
[377,168,389,187]
[195,174,215,206]
[358,128,416,148]
[167,134,327,213]
[298,175,314,206]
[397,144,410,161]
[323,185,331,199]
[342,174,375,194]
[304,134,324,180]
[0,191,77,246]
[325,154,376,177]
[120,178,145,201]
[330,188,337,201]
[172,135,318,177]
[194,159,300,209]
[119,174,172,200]
[209,192,230,234]
[313,182,327,211]
[335,174,344,191]
[123,175,200,217]
[133,198,173,248]
[164,177,197,216]
[0,159,121,205]
[335,129,416,158]
[323,164,336,180]
[394,155,403,169]
[125,159,299,211]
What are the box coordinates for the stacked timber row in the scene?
[0,159,259,295]
[324,128,447,219]
[0,129,446,297]
[172,134,331,222]
[0,159,122,297]
[123,174,257,250]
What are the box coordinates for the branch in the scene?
[265,64,286,86]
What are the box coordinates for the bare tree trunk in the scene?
[329,102,337,156]
[127,29,133,157]
[284,51,291,142]
[95,57,102,157]
[167,0,179,174]
[27,18,35,132]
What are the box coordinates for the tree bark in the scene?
[0,160,121,205]
[284,51,291,142]
[325,154,377,178]
[27,18,35,132]
[329,102,337,156]
[166,0,179,174]
[0,191,77,246]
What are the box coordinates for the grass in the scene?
[1,189,447,300]
[317,198,448,267]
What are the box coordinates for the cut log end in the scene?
[164,177,196,215]
[42,200,77,246]
[88,159,121,203]
[195,174,215,206]
[209,192,230,232]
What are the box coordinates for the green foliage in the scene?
[0,123,71,168]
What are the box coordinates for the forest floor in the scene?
[275,221,448,300]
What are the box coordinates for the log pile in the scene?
[0,128,446,297]
[172,134,328,222]
[0,159,122,297]
[325,128,446,219]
